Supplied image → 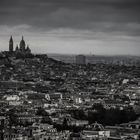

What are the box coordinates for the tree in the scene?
[63,118,68,130]
[7,109,18,126]
[36,108,49,116]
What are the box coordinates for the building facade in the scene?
[8,36,31,55]
[76,55,86,65]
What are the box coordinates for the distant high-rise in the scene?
[9,36,13,52]
[75,55,86,65]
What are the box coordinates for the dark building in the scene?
[20,36,26,52]
[75,55,86,65]
[16,36,31,54]
[8,36,31,55]
[9,36,13,52]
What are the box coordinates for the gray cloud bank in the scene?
[0,0,140,55]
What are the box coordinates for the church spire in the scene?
[9,36,13,52]
[10,36,13,42]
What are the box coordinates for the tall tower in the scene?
[9,36,13,52]
[20,36,26,52]
[76,55,86,65]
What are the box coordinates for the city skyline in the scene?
[0,0,140,55]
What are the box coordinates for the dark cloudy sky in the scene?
[0,0,140,55]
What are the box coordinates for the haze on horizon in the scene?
[0,0,140,56]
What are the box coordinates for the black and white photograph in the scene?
[0,0,140,140]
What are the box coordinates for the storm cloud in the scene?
[0,0,140,55]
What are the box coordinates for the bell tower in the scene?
[9,36,13,52]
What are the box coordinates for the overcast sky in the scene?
[0,0,140,55]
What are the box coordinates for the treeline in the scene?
[69,104,138,126]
